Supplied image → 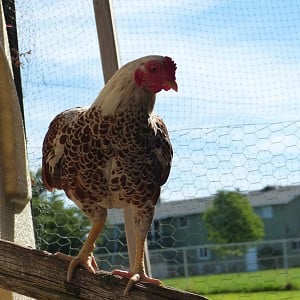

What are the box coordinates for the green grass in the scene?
[163,267,300,298]
[209,291,300,300]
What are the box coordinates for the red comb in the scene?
[164,56,177,76]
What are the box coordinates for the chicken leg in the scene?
[57,220,105,281]
[112,206,162,295]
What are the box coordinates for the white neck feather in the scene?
[90,56,161,116]
[91,77,155,116]
[93,84,125,116]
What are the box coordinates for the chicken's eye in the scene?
[150,66,157,73]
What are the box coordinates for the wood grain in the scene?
[0,239,208,300]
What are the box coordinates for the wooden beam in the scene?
[0,239,208,300]
[0,11,31,214]
[2,0,25,123]
[92,0,152,276]
[93,0,119,83]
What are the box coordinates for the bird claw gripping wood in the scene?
[124,273,140,295]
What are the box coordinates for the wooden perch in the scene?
[0,239,208,300]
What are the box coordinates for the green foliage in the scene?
[202,191,265,256]
[31,169,91,255]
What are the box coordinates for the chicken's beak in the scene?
[163,80,178,92]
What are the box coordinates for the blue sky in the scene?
[16,0,300,200]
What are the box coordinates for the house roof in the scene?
[107,185,300,225]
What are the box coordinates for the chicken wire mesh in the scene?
[9,0,300,297]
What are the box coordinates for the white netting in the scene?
[17,0,300,196]
[11,0,300,297]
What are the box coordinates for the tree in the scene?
[202,190,265,256]
[31,169,91,255]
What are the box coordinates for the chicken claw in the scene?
[112,269,162,295]
[55,252,98,281]
[67,253,98,281]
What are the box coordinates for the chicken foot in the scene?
[55,221,105,281]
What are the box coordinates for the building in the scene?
[96,185,300,277]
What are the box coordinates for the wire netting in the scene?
[11,0,300,297]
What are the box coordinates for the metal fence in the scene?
[95,238,300,279]
[15,0,300,296]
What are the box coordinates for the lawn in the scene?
[209,291,300,300]
[163,267,300,299]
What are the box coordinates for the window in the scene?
[197,247,210,260]
[256,206,273,219]
[292,240,300,251]
[178,217,189,228]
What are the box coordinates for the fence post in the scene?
[282,239,288,269]
[183,247,189,288]
[92,0,152,277]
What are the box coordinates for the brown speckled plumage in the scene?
[41,55,177,293]
[42,101,172,218]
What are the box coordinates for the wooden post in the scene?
[92,0,119,83]
[92,0,151,276]
[0,3,35,300]
[0,2,31,215]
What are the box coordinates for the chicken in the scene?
[42,55,177,294]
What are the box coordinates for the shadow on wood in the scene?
[0,239,208,300]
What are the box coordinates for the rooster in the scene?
[42,55,177,294]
